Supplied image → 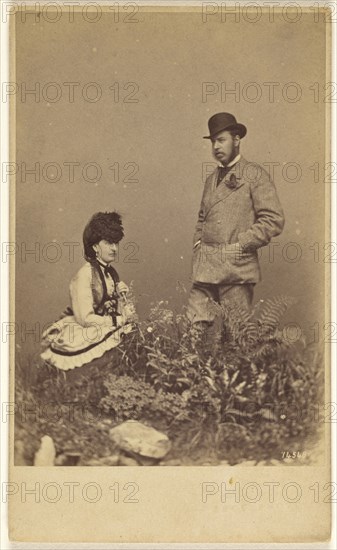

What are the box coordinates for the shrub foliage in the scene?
[15,296,324,465]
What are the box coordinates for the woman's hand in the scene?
[116,281,129,297]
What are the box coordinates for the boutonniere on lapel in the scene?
[224,173,241,190]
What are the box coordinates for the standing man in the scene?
[187,112,285,328]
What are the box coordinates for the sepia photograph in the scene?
[2,0,335,544]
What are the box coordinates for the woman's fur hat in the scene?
[83,211,124,260]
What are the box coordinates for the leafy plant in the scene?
[15,295,324,465]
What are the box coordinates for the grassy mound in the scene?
[15,297,324,465]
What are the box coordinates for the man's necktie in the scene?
[217,165,231,186]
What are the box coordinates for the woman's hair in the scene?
[83,211,124,261]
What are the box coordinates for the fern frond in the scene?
[257,295,296,336]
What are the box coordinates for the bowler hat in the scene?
[203,112,247,139]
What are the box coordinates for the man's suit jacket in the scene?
[192,156,285,285]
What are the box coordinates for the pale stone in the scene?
[110,421,171,459]
[34,435,56,466]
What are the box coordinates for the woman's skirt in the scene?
[40,315,133,371]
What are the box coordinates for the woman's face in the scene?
[93,240,118,263]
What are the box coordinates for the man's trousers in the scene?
[187,282,255,325]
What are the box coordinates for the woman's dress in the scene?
[41,260,134,371]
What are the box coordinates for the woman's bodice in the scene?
[68,261,120,327]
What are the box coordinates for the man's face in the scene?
[211,130,239,165]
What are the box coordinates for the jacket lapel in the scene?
[203,157,247,218]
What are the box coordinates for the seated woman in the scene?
[41,211,136,371]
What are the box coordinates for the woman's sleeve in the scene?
[70,265,112,328]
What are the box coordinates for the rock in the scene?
[34,435,56,466]
[109,421,171,459]
[118,455,139,466]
